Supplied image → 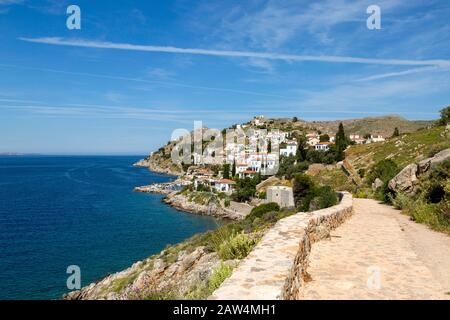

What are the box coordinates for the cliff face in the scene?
[163,191,246,220]
[134,153,183,176]
[64,246,222,300]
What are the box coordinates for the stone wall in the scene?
[210,192,353,300]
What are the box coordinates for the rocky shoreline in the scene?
[133,157,182,176]
[64,159,251,300]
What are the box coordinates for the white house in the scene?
[314,142,332,151]
[213,179,236,193]
[306,133,320,146]
[247,153,278,174]
[353,138,366,144]
[239,170,258,179]
[280,140,298,157]
[370,135,385,143]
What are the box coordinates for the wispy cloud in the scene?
[356,66,449,82]
[19,37,450,68]
[0,63,290,99]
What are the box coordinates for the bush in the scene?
[367,159,399,203]
[196,184,211,192]
[246,202,280,222]
[224,198,230,207]
[206,224,242,253]
[258,191,267,199]
[308,186,338,211]
[293,173,316,210]
[438,106,450,126]
[390,193,414,210]
[367,159,399,185]
[218,232,257,260]
[358,168,366,178]
[207,262,234,293]
[231,177,258,202]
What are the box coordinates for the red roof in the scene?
[217,179,236,184]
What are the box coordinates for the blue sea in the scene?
[0,156,221,300]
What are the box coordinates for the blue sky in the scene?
[1,0,450,154]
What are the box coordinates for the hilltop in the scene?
[137,114,434,174]
[260,114,432,136]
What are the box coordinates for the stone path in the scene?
[300,198,450,300]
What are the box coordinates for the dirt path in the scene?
[300,198,450,300]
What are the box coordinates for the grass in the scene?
[391,193,450,233]
[347,126,450,171]
[208,262,234,292]
[311,168,358,193]
[218,232,257,260]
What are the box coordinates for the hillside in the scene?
[310,115,433,137]
[346,125,450,171]
[260,115,433,137]
[137,115,435,174]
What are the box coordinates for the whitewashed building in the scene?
[314,142,332,151]
[370,135,385,143]
[213,179,236,193]
[280,140,298,157]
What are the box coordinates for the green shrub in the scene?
[367,159,399,185]
[206,224,242,253]
[358,168,366,178]
[218,232,257,260]
[409,202,448,230]
[207,262,234,293]
[232,177,258,202]
[390,193,414,210]
[258,191,267,199]
[367,159,399,203]
[308,186,338,211]
[246,202,280,222]
[224,198,230,207]
[293,173,315,206]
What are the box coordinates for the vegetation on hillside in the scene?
[391,159,450,233]
[293,173,338,211]
[347,125,450,171]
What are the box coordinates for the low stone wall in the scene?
[210,192,353,300]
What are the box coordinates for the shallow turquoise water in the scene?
[0,156,220,300]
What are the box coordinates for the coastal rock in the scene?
[388,163,418,195]
[163,192,248,220]
[64,246,222,300]
[389,148,450,195]
[372,178,384,191]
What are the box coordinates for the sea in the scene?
[0,156,221,300]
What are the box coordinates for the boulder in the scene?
[372,178,384,190]
[389,148,450,195]
[388,163,418,194]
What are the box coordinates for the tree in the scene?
[392,127,400,137]
[319,134,330,142]
[222,163,230,179]
[267,140,272,153]
[232,177,257,202]
[295,135,308,162]
[438,106,450,126]
[293,173,316,210]
[231,160,236,177]
[292,116,298,122]
[334,123,348,161]
[363,133,371,139]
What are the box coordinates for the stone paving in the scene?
[210,193,353,300]
[300,199,449,300]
